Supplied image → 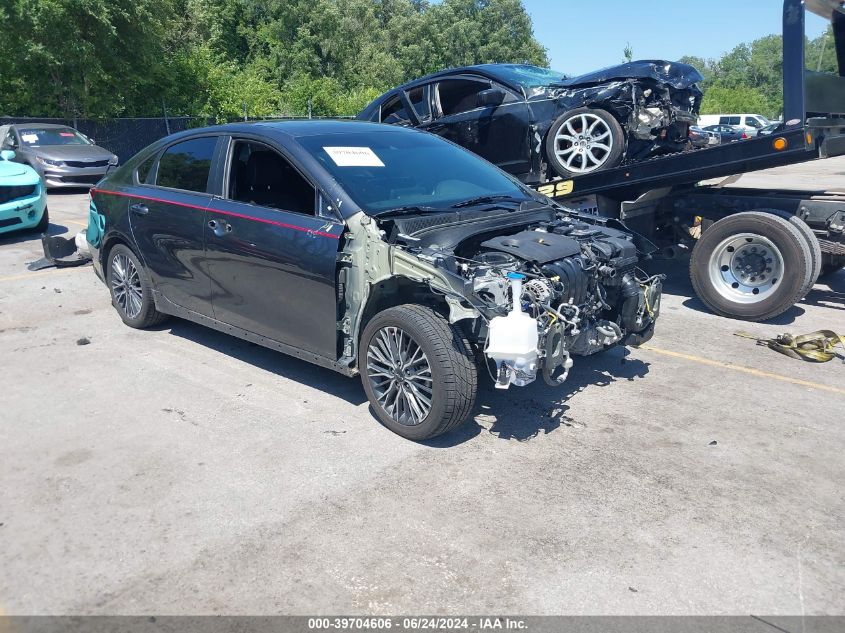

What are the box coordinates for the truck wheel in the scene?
[359,304,477,441]
[546,107,625,178]
[690,211,812,321]
[760,209,821,296]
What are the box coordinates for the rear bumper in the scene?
[0,193,47,235]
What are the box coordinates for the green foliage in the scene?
[700,86,771,117]
[682,28,838,120]
[0,0,547,119]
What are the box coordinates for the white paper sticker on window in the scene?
[323,146,384,167]
[21,133,39,143]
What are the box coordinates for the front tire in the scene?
[545,107,625,178]
[106,244,168,329]
[359,305,477,441]
[690,212,812,321]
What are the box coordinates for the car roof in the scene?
[142,119,420,149]
[379,63,534,95]
[14,123,76,130]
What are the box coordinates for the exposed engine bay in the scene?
[376,207,664,390]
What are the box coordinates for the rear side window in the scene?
[156,136,217,192]
[381,95,410,124]
[136,155,155,184]
[407,86,431,121]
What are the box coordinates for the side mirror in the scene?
[0,150,15,161]
[477,88,507,108]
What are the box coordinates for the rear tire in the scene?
[761,210,821,296]
[546,107,625,178]
[359,304,477,441]
[106,244,169,329]
[690,211,812,321]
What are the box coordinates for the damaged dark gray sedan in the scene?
[358,61,703,181]
[89,121,663,440]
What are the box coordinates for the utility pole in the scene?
[162,99,171,135]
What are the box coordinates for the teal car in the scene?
[0,149,48,235]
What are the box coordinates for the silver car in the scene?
[0,123,117,189]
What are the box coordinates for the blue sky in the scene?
[522,0,831,75]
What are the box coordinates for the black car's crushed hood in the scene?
[553,60,704,90]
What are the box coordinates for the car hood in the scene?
[0,160,39,183]
[29,144,115,161]
[554,60,704,90]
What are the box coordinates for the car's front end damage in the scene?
[340,203,663,390]
[534,60,704,162]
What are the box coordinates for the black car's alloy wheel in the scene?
[360,304,477,441]
[106,244,169,329]
[546,107,625,178]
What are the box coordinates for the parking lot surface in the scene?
[1,159,843,615]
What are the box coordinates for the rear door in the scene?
[204,137,343,359]
[128,135,220,316]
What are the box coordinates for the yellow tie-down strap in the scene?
[735,330,845,363]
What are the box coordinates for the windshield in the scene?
[17,127,91,146]
[488,64,566,88]
[297,129,533,214]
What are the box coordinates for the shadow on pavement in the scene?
[164,318,368,407]
[0,222,73,247]
[426,346,651,447]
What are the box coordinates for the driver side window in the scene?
[436,79,492,117]
[227,139,316,215]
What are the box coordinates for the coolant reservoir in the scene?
[485,273,540,389]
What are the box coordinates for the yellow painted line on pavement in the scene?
[640,345,845,396]
[0,268,81,284]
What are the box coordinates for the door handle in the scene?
[129,203,149,215]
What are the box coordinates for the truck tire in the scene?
[690,211,812,321]
[546,107,625,178]
[359,304,477,441]
[760,209,821,296]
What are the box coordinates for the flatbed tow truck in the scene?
[536,0,845,321]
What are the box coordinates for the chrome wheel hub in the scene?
[111,253,143,319]
[554,113,613,173]
[708,233,784,304]
[366,326,433,426]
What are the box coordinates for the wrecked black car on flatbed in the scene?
[90,121,663,440]
[358,61,703,182]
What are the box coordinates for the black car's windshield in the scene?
[297,129,533,214]
[17,127,91,146]
[487,64,566,88]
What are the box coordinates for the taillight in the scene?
[741,132,748,139]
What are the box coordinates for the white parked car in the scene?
[697,114,770,137]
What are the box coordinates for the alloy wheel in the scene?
[111,252,143,319]
[366,326,433,426]
[553,113,613,173]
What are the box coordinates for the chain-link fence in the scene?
[1,114,354,164]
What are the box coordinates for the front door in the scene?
[128,135,220,316]
[424,77,532,176]
[205,138,343,359]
